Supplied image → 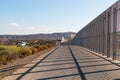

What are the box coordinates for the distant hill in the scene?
[0,32,76,41]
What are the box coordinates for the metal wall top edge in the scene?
[77,0,119,34]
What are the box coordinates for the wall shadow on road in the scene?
[26,58,74,64]
[114,78,120,80]
[70,45,120,79]
[41,59,74,62]
[0,64,25,73]
[8,45,120,80]
[12,66,77,76]
[78,60,105,63]
[68,46,87,80]
[84,68,120,74]
[10,46,82,80]
[80,63,114,68]
[14,46,59,80]
[35,73,79,80]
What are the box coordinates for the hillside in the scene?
[0,32,76,41]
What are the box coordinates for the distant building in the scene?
[70,33,76,39]
[61,36,68,43]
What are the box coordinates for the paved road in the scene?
[2,46,120,80]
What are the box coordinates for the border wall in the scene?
[71,0,120,60]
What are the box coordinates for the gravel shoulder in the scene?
[0,47,55,79]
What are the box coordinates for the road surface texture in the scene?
[2,46,120,80]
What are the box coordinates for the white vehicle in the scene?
[16,41,26,47]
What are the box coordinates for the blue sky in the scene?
[0,0,118,34]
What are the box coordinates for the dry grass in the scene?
[0,45,32,65]
[0,40,56,65]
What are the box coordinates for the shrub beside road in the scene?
[0,40,57,65]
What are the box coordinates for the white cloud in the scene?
[7,22,20,27]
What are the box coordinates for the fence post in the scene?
[102,16,105,56]
[97,21,100,54]
[106,12,110,58]
[112,7,117,60]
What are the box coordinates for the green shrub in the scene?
[0,50,9,56]
[31,48,38,54]
[7,53,18,61]
[0,47,5,51]
[33,45,40,51]
[0,41,56,65]
[19,48,32,58]
[0,45,32,65]
[39,45,48,51]
[0,51,9,65]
